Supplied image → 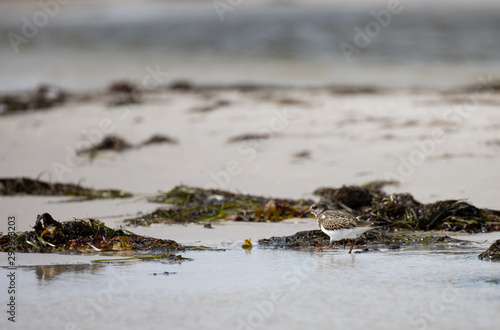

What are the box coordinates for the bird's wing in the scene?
[354,219,375,228]
[319,210,357,231]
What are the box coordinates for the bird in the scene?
[302,202,375,253]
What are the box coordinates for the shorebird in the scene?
[302,202,375,253]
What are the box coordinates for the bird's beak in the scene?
[302,210,311,217]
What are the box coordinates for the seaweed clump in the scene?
[78,135,132,155]
[139,134,178,146]
[125,185,313,226]
[0,177,132,201]
[314,183,385,211]
[0,85,66,115]
[478,240,500,261]
[258,229,468,250]
[314,182,500,233]
[107,80,141,107]
[0,213,184,253]
[78,134,179,157]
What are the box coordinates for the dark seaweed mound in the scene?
[1,213,183,253]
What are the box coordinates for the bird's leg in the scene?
[348,239,356,254]
[314,241,333,252]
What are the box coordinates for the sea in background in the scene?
[1,0,500,92]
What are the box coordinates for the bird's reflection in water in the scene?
[30,263,104,282]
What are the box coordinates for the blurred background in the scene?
[1,0,500,92]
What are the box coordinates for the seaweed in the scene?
[191,99,231,113]
[107,80,141,107]
[314,182,500,233]
[258,229,468,250]
[78,135,132,154]
[169,80,194,91]
[0,85,66,115]
[124,184,500,232]
[478,240,500,261]
[78,134,179,157]
[292,150,311,159]
[139,134,178,146]
[0,177,132,200]
[91,254,190,263]
[227,133,271,144]
[0,213,184,253]
[125,185,313,226]
[314,184,385,211]
[242,239,253,250]
[108,81,138,94]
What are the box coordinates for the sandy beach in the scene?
[1,1,500,329]
[1,86,500,235]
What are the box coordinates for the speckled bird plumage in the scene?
[303,202,375,252]
[317,209,372,231]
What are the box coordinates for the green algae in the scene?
[125,185,312,226]
[478,240,500,261]
[91,254,191,263]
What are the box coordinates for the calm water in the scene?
[1,1,500,91]
[1,245,499,329]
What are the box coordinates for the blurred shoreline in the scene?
[1,0,500,92]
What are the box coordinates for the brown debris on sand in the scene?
[227,133,271,144]
[169,80,194,91]
[78,135,132,154]
[0,85,66,115]
[191,99,231,113]
[107,80,141,107]
[139,134,178,146]
[292,150,311,159]
[78,134,179,156]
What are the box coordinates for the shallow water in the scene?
[1,244,499,329]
